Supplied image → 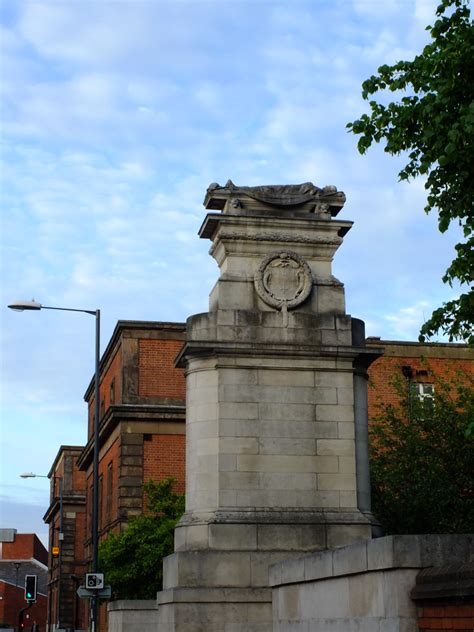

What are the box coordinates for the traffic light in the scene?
[24,574,37,602]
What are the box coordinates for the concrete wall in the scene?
[270,534,474,632]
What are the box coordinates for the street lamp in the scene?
[21,473,63,631]
[10,300,101,632]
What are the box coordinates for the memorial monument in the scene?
[155,181,381,631]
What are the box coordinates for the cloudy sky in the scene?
[0,0,464,545]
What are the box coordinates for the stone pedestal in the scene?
[155,181,381,631]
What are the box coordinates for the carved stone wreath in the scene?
[254,250,313,311]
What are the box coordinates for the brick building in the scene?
[75,321,186,630]
[366,338,473,420]
[0,529,48,631]
[43,447,87,632]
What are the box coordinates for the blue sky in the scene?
[0,0,463,546]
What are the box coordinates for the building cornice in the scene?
[366,338,473,360]
[83,320,186,402]
[77,403,186,471]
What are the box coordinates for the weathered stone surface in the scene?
[154,182,378,631]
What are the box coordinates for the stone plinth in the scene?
[155,181,381,631]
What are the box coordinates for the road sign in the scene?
[77,585,112,599]
[85,573,104,589]
[52,546,60,557]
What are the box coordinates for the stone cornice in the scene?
[43,493,86,524]
[83,320,186,401]
[77,404,186,470]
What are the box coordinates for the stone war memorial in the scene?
[108,181,474,632]
[155,179,380,630]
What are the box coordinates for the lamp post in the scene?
[21,473,62,631]
[11,300,101,632]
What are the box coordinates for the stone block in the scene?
[188,404,219,423]
[309,490,341,507]
[279,557,305,584]
[259,437,316,455]
[381,568,419,617]
[220,402,259,420]
[250,551,300,586]
[219,471,260,490]
[317,439,354,456]
[333,540,368,576]
[318,474,356,492]
[337,388,354,405]
[338,456,356,474]
[258,524,326,552]
[301,575,351,619]
[237,454,317,473]
[259,403,314,422]
[216,310,236,326]
[219,490,237,506]
[316,404,354,422]
[209,524,257,550]
[219,454,237,471]
[257,369,314,387]
[315,371,352,388]
[220,419,259,437]
[303,550,334,582]
[219,367,258,385]
[337,422,355,439]
[259,472,317,490]
[196,438,219,455]
[310,421,337,439]
[166,551,252,589]
[259,420,319,439]
[314,456,339,472]
[220,437,259,454]
[339,491,357,507]
[327,524,371,549]
[321,329,352,346]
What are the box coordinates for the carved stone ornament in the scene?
[255,251,313,311]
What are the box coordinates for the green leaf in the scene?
[347,0,474,343]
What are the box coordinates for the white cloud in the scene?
[1,0,464,534]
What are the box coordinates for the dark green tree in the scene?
[347,0,474,344]
[98,478,185,599]
[369,372,474,534]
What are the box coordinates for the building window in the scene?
[411,382,435,405]
[110,378,115,405]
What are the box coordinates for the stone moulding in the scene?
[254,250,313,312]
[212,232,343,244]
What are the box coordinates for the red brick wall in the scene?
[101,347,122,410]
[139,339,185,399]
[74,511,86,560]
[418,603,474,630]
[1,534,47,565]
[96,436,120,532]
[0,581,47,629]
[368,354,473,423]
[88,344,123,438]
[143,434,186,493]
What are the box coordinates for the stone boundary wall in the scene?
[108,600,158,632]
[270,534,474,632]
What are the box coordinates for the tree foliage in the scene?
[369,372,474,534]
[347,0,474,344]
[98,478,185,600]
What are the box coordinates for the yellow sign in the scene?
[52,546,60,557]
